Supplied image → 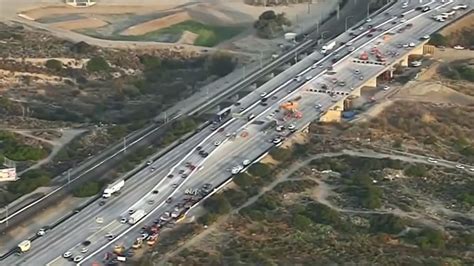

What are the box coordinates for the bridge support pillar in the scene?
[365,76,378,87]
[320,109,342,123]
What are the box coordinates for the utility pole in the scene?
[336,4,340,20]
[259,51,263,69]
[67,168,71,187]
[123,137,127,153]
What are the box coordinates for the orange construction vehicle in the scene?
[280,100,302,119]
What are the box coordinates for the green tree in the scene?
[370,214,406,234]
[203,193,231,215]
[233,173,254,188]
[269,147,293,161]
[404,164,428,177]
[73,181,101,197]
[208,52,236,77]
[45,59,63,72]
[86,56,109,72]
[428,33,448,46]
[223,188,248,207]
[7,169,51,194]
[291,214,312,231]
[248,162,272,177]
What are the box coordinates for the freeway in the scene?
[2,0,472,265]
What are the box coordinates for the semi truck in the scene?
[18,240,31,253]
[128,209,146,225]
[102,179,125,198]
[321,41,336,54]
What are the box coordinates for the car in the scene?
[400,18,407,23]
[152,190,159,194]
[81,248,88,253]
[146,160,152,166]
[82,240,91,246]
[166,197,173,203]
[422,6,430,12]
[453,45,465,50]
[120,217,127,224]
[382,85,390,91]
[288,124,296,131]
[172,184,178,188]
[348,47,355,52]
[455,164,465,169]
[150,167,156,172]
[105,234,114,240]
[427,158,438,164]
[214,140,222,146]
[293,76,302,82]
[260,102,268,106]
[147,200,155,205]
[242,159,251,166]
[367,33,373,38]
[128,209,135,215]
[354,69,361,75]
[272,137,282,144]
[99,201,106,206]
[365,17,372,23]
[63,252,72,258]
[391,21,397,24]
[201,152,209,158]
[331,78,338,84]
[260,92,267,97]
[73,256,83,262]
[178,169,185,174]
[470,168,474,172]
[311,64,317,69]
[403,43,409,48]
[181,173,188,178]
[231,167,240,175]
[167,174,174,178]
[409,42,415,47]
[421,35,430,40]
[452,4,468,10]
[276,125,284,132]
[37,228,46,236]
[305,75,312,81]
[315,104,322,109]
[359,75,364,80]
[346,41,353,46]
[338,81,346,87]
[402,2,408,8]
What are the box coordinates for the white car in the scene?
[37,229,45,236]
[305,75,312,81]
[260,92,267,97]
[311,64,317,69]
[346,41,354,46]
[403,43,409,48]
[354,69,361,75]
[421,35,430,40]
[81,248,88,253]
[73,256,83,262]
[294,76,302,82]
[469,168,474,172]
[400,18,407,23]
[120,217,127,224]
[455,164,465,169]
[348,47,355,52]
[366,17,372,23]
[409,42,415,47]
[214,140,222,146]
[276,125,284,132]
[272,137,282,144]
[452,4,468,10]
[315,104,322,109]
[288,124,296,131]
[231,167,240,175]
[105,233,115,240]
[242,159,251,166]
[427,158,438,163]
[402,2,408,8]
[453,45,465,50]
[382,85,390,91]
[63,252,72,258]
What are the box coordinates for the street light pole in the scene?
[123,137,127,153]
[367,2,371,18]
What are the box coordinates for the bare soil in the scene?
[120,11,191,36]
[50,17,108,30]
[177,30,199,45]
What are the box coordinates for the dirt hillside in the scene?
[120,11,191,36]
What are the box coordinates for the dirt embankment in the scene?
[50,17,108,30]
[120,12,191,36]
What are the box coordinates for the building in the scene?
[65,0,97,7]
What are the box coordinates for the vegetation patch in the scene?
[0,131,50,161]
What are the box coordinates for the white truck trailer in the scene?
[18,240,31,253]
[102,179,125,198]
[321,41,336,54]
[128,209,146,225]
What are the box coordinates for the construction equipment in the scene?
[18,240,31,253]
[147,234,159,246]
[280,98,303,119]
[132,238,143,249]
[113,244,125,255]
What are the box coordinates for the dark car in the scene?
[196,146,202,151]
[167,174,174,178]
[166,197,173,203]
[99,201,106,206]
[82,240,91,246]
[152,190,159,194]
[367,33,373,37]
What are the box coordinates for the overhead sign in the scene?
[0,168,17,182]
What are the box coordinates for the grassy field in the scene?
[77,20,243,47]
[146,20,243,47]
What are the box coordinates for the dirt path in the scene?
[15,128,87,174]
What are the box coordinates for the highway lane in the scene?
[6,0,472,264]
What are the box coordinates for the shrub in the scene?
[269,147,293,161]
[248,163,272,177]
[73,181,101,197]
[45,59,63,72]
[86,56,109,72]
[7,169,51,194]
[203,193,231,215]
[291,214,313,231]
